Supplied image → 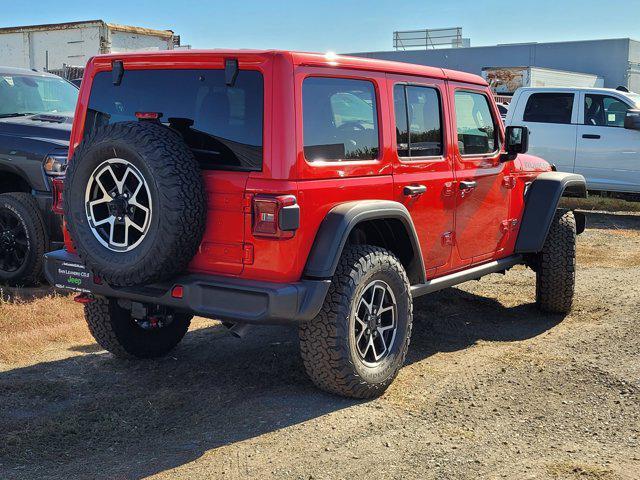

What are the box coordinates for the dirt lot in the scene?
[1,210,639,480]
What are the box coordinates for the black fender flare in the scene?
[303,200,426,283]
[515,171,587,253]
[0,164,33,192]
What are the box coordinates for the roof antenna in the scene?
[112,60,124,86]
[225,58,239,87]
[616,85,630,92]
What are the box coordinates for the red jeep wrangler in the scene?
[45,50,586,398]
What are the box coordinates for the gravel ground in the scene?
[0,211,639,480]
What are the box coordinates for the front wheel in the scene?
[84,297,192,359]
[535,209,577,314]
[299,245,413,399]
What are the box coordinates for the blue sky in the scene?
[3,0,639,53]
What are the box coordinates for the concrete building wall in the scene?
[0,21,175,71]
[109,30,172,53]
[628,40,640,93]
[0,32,28,68]
[352,38,634,90]
[28,26,102,70]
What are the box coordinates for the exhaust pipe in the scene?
[222,322,253,339]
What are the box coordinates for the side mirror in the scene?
[501,125,529,162]
[624,109,640,130]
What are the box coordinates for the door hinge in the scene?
[502,176,517,189]
[441,231,456,246]
[243,243,254,265]
[500,219,519,234]
[242,194,253,213]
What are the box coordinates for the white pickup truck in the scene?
[506,87,640,196]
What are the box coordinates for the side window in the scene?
[394,84,443,158]
[303,77,379,162]
[454,91,497,155]
[584,94,630,127]
[523,92,574,124]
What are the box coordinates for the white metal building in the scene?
[352,38,640,93]
[0,20,178,71]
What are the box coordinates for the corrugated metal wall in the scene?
[351,38,635,90]
[628,40,640,93]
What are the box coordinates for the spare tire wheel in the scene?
[64,121,206,286]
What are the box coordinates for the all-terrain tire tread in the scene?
[535,209,577,314]
[84,299,131,358]
[84,297,192,359]
[299,245,412,399]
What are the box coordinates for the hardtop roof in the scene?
[89,49,488,86]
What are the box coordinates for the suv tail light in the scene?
[52,177,65,215]
[252,195,299,239]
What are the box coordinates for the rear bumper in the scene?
[44,249,330,325]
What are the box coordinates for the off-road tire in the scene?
[84,297,192,359]
[299,245,413,399]
[535,209,577,314]
[64,121,206,286]
[0,193,47,286]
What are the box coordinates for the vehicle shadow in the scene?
[0,287,563,480]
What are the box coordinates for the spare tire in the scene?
[64,121,206,286]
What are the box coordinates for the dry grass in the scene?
[560,196,640,213]
[578,243,640,268]
[0,293,90,365]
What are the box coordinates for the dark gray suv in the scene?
[0,67,77,285]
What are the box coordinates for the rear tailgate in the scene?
[189,171,249,275]
[71,53,269,277]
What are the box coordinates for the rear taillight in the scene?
[252,195,299,239]
[52,177,65,215]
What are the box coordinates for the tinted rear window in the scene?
[85,69,263,171]
[523,92,574,124]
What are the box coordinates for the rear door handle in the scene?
[582,134,601,139]
[459,181,477,190]
[403,185,427,197]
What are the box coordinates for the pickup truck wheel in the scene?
[0,193,47,286]
[84,297,192,359]
[299,245,412,399]
[535,209,577,314]
[63,121,206,286]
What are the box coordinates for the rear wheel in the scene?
[0,193,47,286]
[535,209,577,314]
[84,297,192,359]
[299,245,412,399]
